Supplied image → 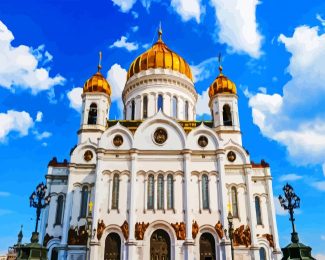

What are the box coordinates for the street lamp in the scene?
[278,183,300,243]
[85,201,96,260]
[29,182,51,243]
[227,211,235,260]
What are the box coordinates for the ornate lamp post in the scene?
[278,183,315,259]
[227,211,235,260]
[85,201,96,260]
[29,182,51,243]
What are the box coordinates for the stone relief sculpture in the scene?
[68,225,88,245]
[97,219,106,241]
[215,220,224,239]
[171,222,186,240]
[120,220,129,240]
[233,225,251,247]
[192,221,199,239]
[135,222,149,240]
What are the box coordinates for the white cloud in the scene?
[110,36,139,51]
[196,90,210,116]
[107,64,127,116]
[131,26,139,32]
[111,0,137,12]
[0,192,10,197]
[311,181,325,191]
[32,130,52,140]
[171,0,202,23]
[274,196,287,216]
[0,110,34,143]
[191,57,218,83]
[278,174,303,182]
[132,11,139,18]
[35,111,43,122]
[314,254,325,260]
[210,0,263,58]
[248,25,325,173]
[67,87,83,112]
[0,20,65,94]
[316,14,325,26]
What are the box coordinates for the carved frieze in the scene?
[135,222,149,240]
[262,234,275,249]
[233,225,251,247]
[171,222,186,240]
[68,225,88,245]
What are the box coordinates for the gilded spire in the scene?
[218,52,223,74]
[98,51,102,72]
[158,22,163,42]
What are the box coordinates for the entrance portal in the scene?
[199,232,216,260]
[104,232,121,260]
[150,229,171,260]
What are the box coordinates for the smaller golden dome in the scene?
[83,52,111,96]
[208,66,236,98]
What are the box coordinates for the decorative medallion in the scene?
[113,134,123,147]
[153,128,168,145]
[84,150,93,162]
[227,151,236,162]
[198,135,208,148]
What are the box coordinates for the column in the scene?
[127,151,138,259]
[144,176,147,213]
[107,176,112,213]
[265,169,282,259]
[163,175,167,213]
[154,176,157,212]
[198,177,202,213]
[183,151,194,260]
[216,151,231,260]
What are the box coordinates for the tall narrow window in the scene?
[259,247,266,260]
[157,94,163,112]
[147,175,154,209]
[88,103,97,125]
[185,101,189,120]
[231,187,238,217]
[172,96,177,118]
[80,186,89,218]
[255,196,262,225]
[55,195,64,225]
[131,100,135,120]
[112,174,119,209]
[223,104,232,126]
[143,96,148,119]
[202,175,209,209]
[157,174,164,209]
[167,174,174,209]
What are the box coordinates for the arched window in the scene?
[255,196,262,225]
[131,100,135,120]
[157,174,164,209]
[172,96,177,118]
[112,174,119,209]
[202,175,209,209]
[80,186,89,218]
[147,175,154,209]
[167,174,174,209]
[231,187,239,217]
[185,101,189,120]
[143,96,148,119]
[259,247,266,260]
[223,104,232,126]
[157,94,163,112]
[55,195,64,225]
[87,103,97,125]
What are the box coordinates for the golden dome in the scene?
[127,29,193,81]
[208,66,237,98]
[83,64,111,96]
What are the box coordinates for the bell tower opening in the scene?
[87,103,98,125]
[222,104,232,126]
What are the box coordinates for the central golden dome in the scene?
[127,29,193,81]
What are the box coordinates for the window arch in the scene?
[112,174,120,209]
[157,174,164,209]
[231,187,239,217]
[131,100,135,120]
[167,174,174,209]
[223,104,232,126]
[80,186,89,218]
[55,195,64,225]
[202,174,209,209]
[147,175,154,209]
[185,101,189,120]
[143,95,148,119]
[259,247,266,260]
[255,196,262,225]
[172,96,177,118]
[87,103,97,125]
[157,94,163,112]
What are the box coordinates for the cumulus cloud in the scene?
[278,174,303,182]
[107,64,127,115]
[0,20,65,94]
[191,57,218,83]
[196,89,211,117]
[171,0,202,23]
[314,254,325,260]
[0,110,34,142]
[248,25,325,174]
[32,130,52,140]
[111,0,137,12]
[67,87,83,112]
[131,26,139,32]
[110,36,139,51]
[210,0,263,58]
[35,111,43,122]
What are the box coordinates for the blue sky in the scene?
[0,0,325,257]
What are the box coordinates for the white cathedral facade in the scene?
[40,29,282,260]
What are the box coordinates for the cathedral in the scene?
[40,28,282,260]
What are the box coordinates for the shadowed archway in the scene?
[150,229,171,260]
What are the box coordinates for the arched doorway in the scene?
[104,232,121,260]
[199,232,216,260]
[150,229,171,260]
